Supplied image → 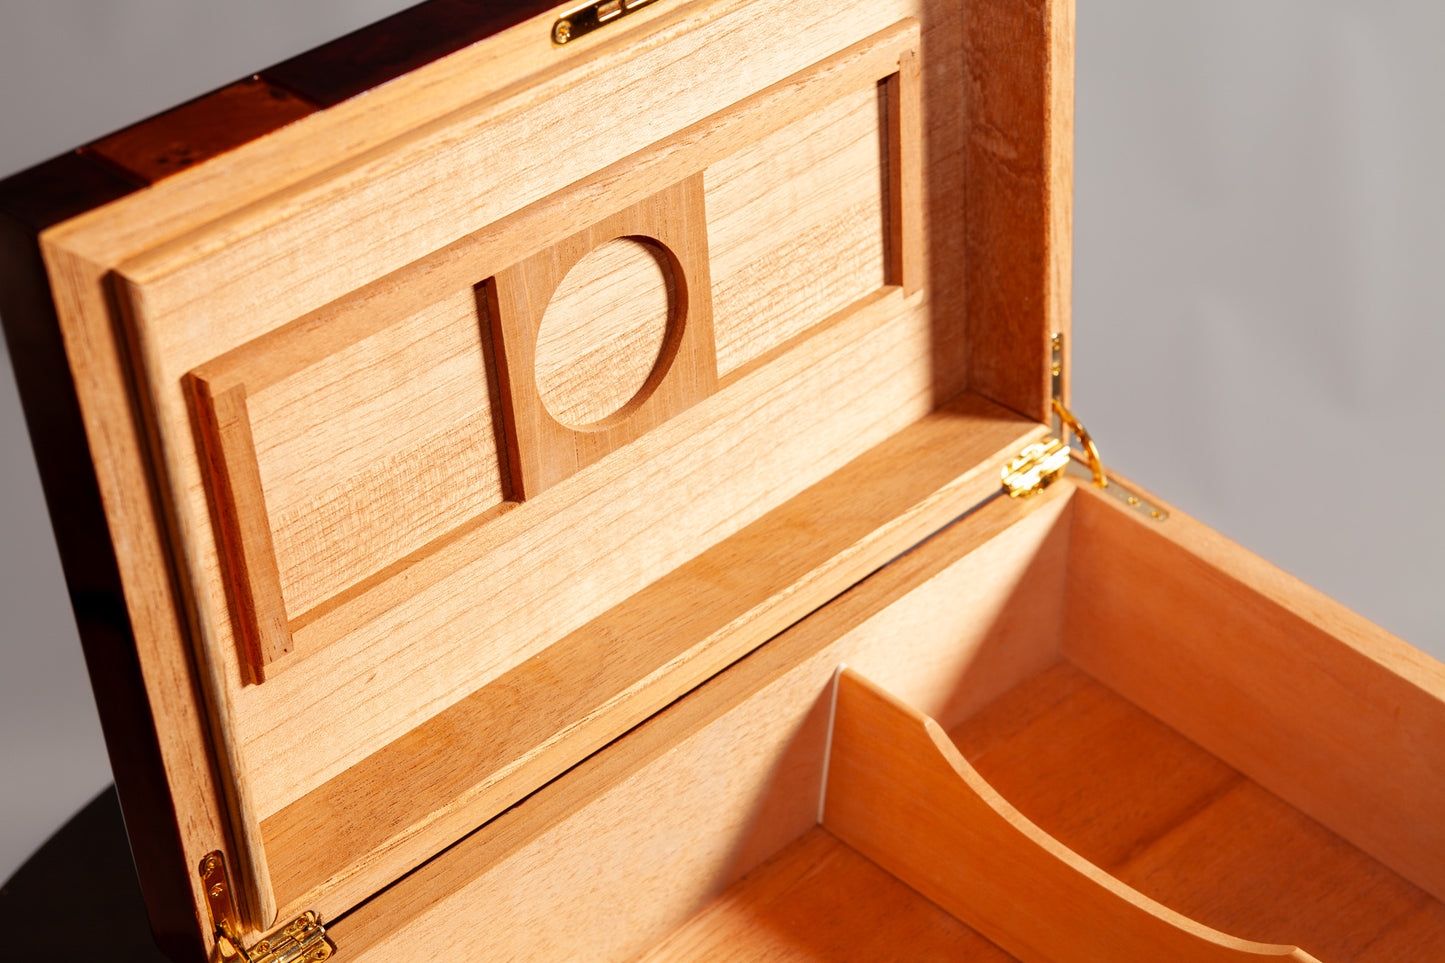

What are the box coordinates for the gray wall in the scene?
[2,0,1441,887]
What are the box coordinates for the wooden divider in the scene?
[822,669,1320,963]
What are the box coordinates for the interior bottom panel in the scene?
[951,661,1445,962]
[638,826,1017,962]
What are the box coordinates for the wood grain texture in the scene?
[260,393,1042,923]
[24,0,655,931]
[29,1,658,934]
[638,827,1017,962]
[236,280,936,833]
[823,670,1318,962]
[962,0,1072,420]
[325,487,1075,962]
[248,288,508,622]
[137,21,922,699]
[953,663,1445,962]
[83,16,928,921]
[488,174,717,496]
[23,241,272,944]
[1062,479,1445,905]
[706,82,893,377]
[534,237,674,426]
[186,377,292,680]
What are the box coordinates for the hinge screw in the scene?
[553,19,573,44]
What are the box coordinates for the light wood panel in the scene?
[104,24,931,905]
[27,8,751,931]
[488,174,717,496]
[325,487,1075,961]
[250,288,507,620]
[963,0,1073,419]
[1062,480,1445,905]
[707,84,889,377]
[823,670,1318,963]
[952,663,1445,961]
[158,22,922,694]
[638,827,1016,962]
[242,281,940,831]
[260,393,1043,922]
[534,238,674,427]
[187,289,513,683]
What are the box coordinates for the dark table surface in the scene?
[0,786,169,962]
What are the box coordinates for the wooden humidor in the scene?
[2,1,1442,961]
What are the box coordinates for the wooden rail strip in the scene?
[823,669,1320,963]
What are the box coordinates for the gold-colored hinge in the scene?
[1002,437,1073,498]
[552,0,659,44]
[201,853,335,963]
[1003,334,1168,521]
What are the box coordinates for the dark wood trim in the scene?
[0,202,204,962]
[84,78,318,186]
[0,152,141,232]
[0,0,560,221]
[263,0,561,108]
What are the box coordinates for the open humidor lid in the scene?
[0,0,1071,955]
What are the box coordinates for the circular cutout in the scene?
[535,237,677,428]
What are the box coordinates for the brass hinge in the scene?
[1002,436,1073,498]
[551,0,659,44]
[1002,334,1168,522]
[200,853,335,963]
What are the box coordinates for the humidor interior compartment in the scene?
[31,0,1072,932]
[16,0,1072,944]
[320,482,1445,962]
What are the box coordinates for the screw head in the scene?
[553,19,573,44]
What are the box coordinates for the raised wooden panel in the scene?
[534,238,675,427]
[487,175,718,497]
[175,21,922,688]
[252,288,508,623]
[187,285,512,683]
[707,85,889,377]
[138,20,944,921]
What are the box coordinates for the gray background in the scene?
[1,0,1441,887]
